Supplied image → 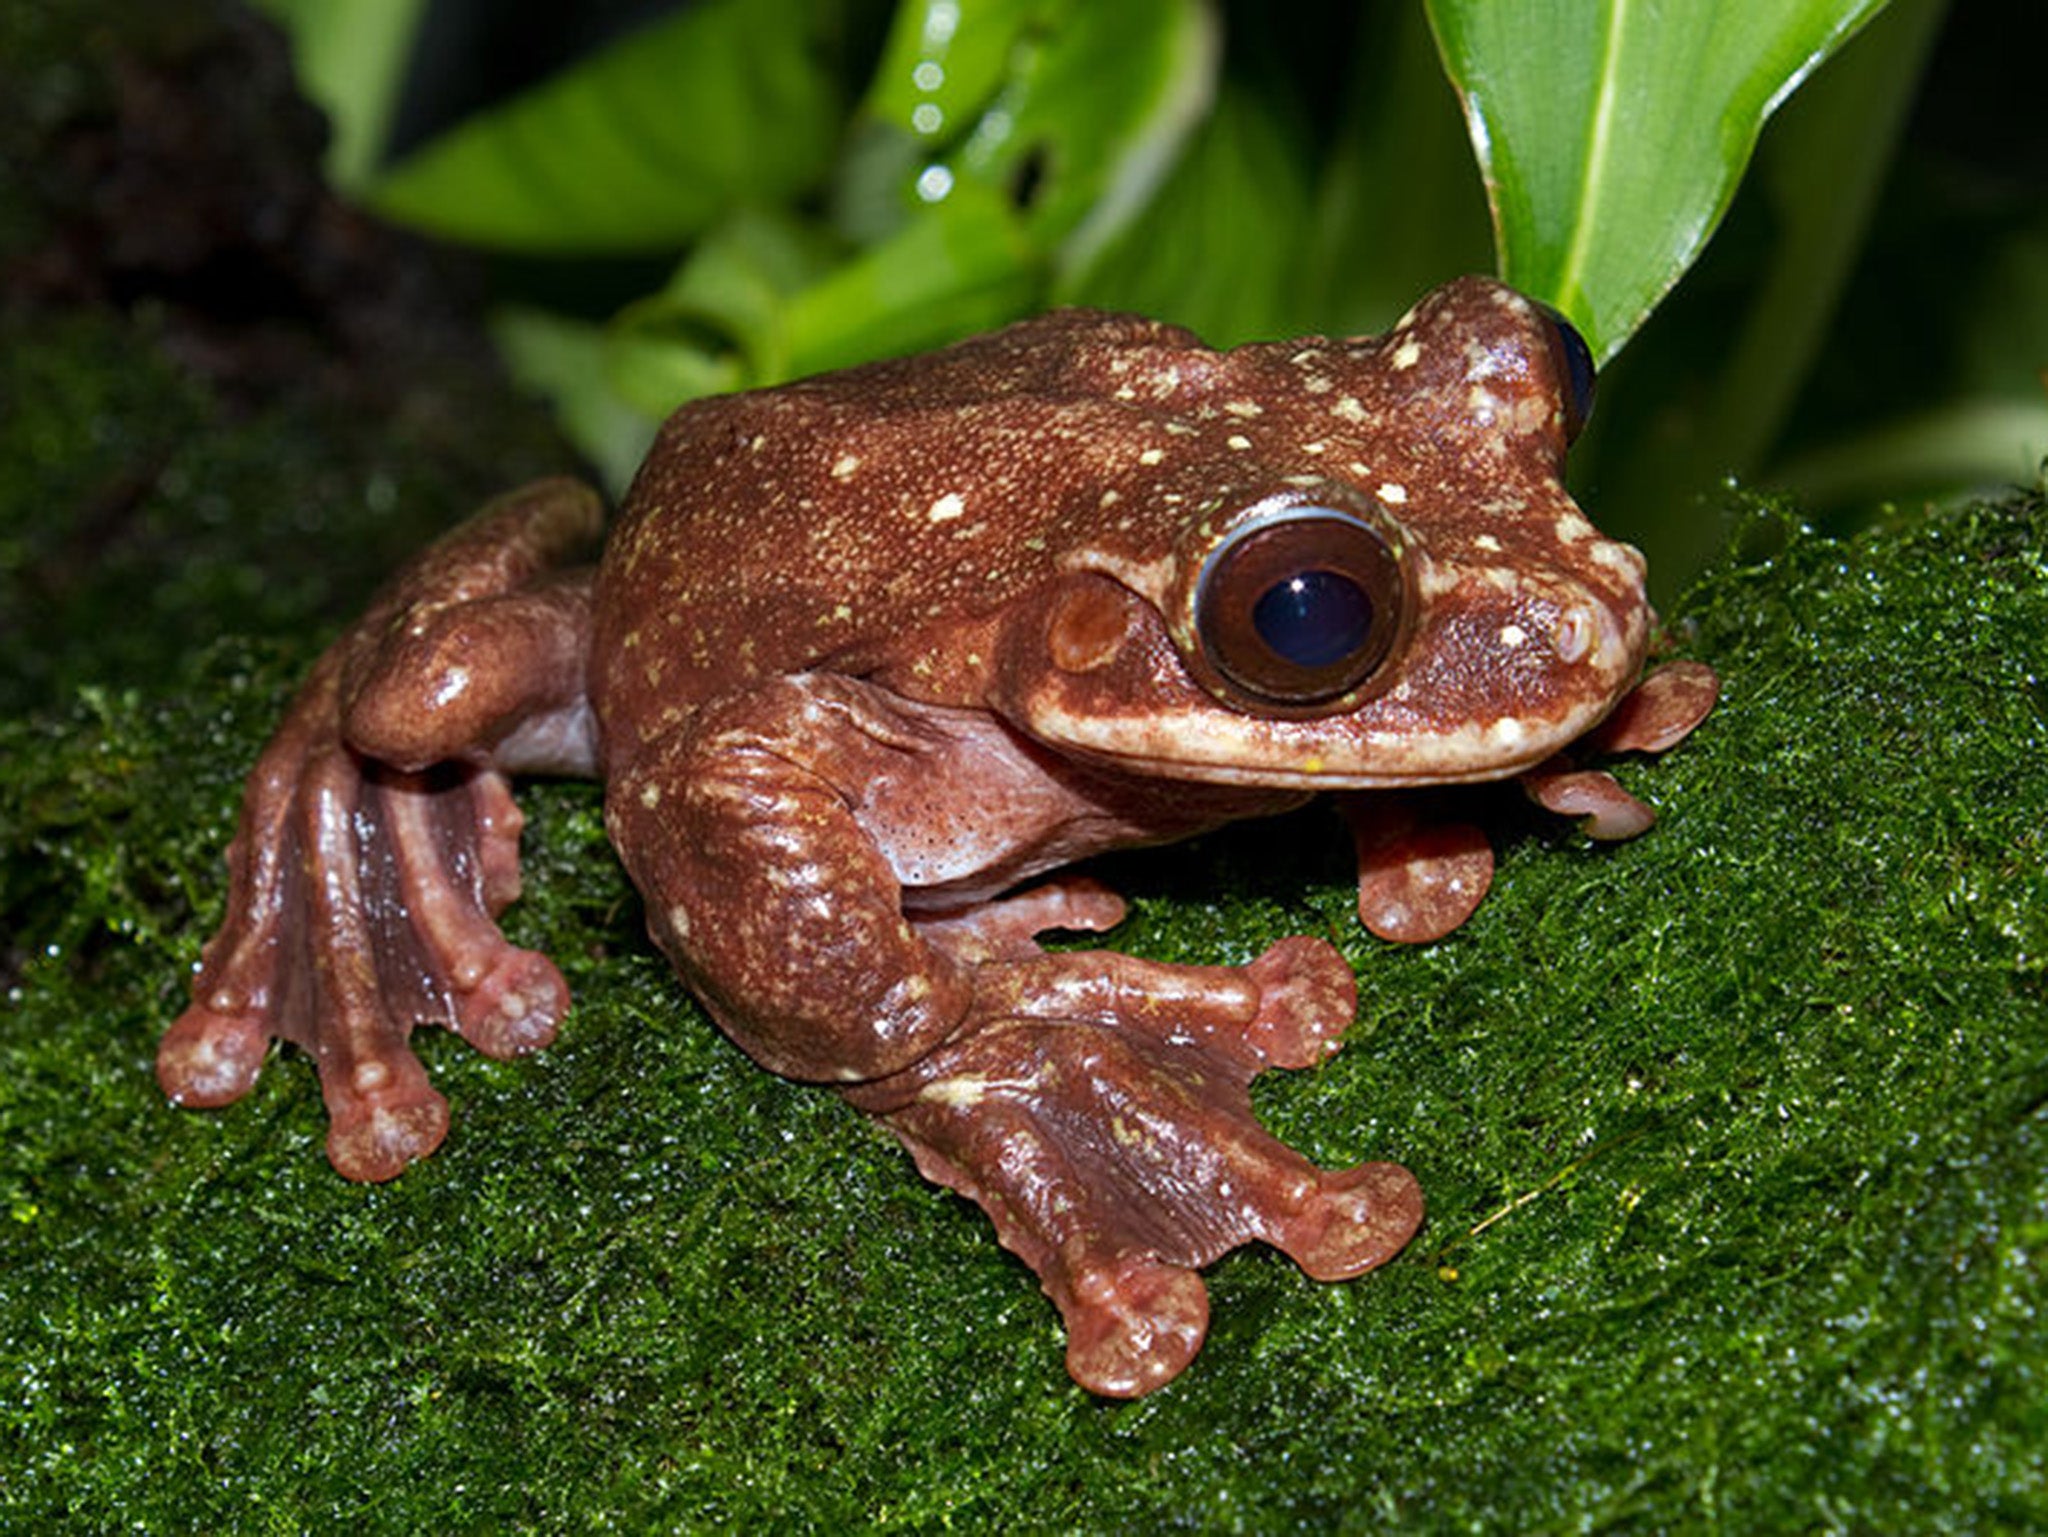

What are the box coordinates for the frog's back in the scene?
[589,310,1218,733]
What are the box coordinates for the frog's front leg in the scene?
[611,676,1422,1397]
[160,479,603,1180]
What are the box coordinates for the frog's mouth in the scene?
[1010,688,1625,790]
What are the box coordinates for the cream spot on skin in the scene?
[928,491,966,522]
[667,905,690,941]
[1414,560,1464,601]
[1391,338,1422,370]
[1224,399,1264,418]
[1466,385,1502,424]
[1486,718,1528,750]
[1332,396,1368,423]
[429,665,470,710]
[831,454,861,479]
[1462,338,1506,379]
[1064,547,1179,605]
[1553,509,1596,544]
[1475,566,1532,595]
[1499,624,1527,649]
[1590,538,1648,581]
[1377,482,1408,505]
[639,782,662,809]
[1139,447,1165,465]
[1301,441,1326,454]
[921,1075,989,1107]
[1473,533,1503,553]
[1227,435,1253,451]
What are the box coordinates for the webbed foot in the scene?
[849,919,1423,1396]
[160,674,570,1179]
[163,482,599,1178]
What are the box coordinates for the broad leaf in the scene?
[1429,0,1892,362]
[251,0,424,193]
[844,0,1218,275]
[363,0,842,253]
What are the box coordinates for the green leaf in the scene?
[1296,0,1495,339]
[1429,0,1893,361]
[779,182,1042,376]
[1065,72,1317,343]
[363,0,843,253]
[845,0,1219,276]
[534,0,1215,459]
[251,0,425,193]
[491,307,664,496]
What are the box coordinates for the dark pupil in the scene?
[1251,568,1374,668]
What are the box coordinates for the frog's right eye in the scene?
[1196,509,1409,710]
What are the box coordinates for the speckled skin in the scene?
[162,278,1716,1397]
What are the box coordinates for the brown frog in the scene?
[160,277,1717,1397]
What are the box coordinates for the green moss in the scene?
[0,304,577,717]
[4,492,2046,1530]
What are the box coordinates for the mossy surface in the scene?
[4,479,2045,1528]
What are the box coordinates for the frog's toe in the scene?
[1266,1159,1426,1281]
[320,1047,451,1182]
[325,1086,451,1183]
[157,1004,269,1107]
[1351,812,1495,944]
[454,948,569,1060]
[1062,1255,1210,1398]
[1522,765,1656,840]
[1242,936,1357,1068]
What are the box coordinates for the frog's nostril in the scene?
[1553,605,1597,664]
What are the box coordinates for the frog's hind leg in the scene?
[160,479,602,1181]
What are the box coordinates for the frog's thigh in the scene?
[607,677,982,1085]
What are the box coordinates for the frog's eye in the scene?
[1196,510,1408,708]
[1535,303,1597,441]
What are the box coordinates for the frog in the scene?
[159,277,1718,1398]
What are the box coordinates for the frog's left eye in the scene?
[1535,303,1597,441]
[1196,510,1408,708]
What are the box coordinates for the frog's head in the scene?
[990,277,1651,789]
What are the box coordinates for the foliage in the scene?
[1429,0,1894,365]
[240,0,2048,585]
